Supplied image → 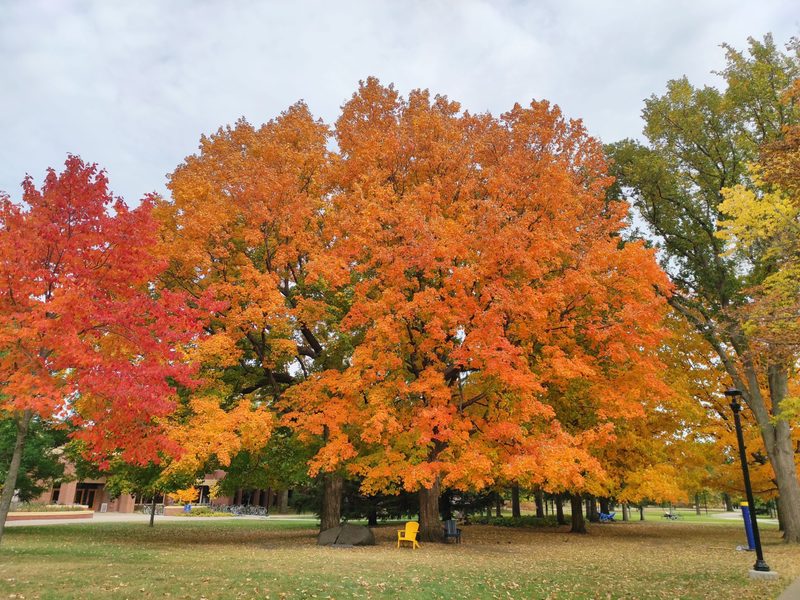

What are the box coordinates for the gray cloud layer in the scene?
[1,0,798,203]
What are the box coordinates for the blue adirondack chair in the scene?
[599,511,616,522]
[443,519,462,543]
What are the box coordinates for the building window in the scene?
[74,483,103,508]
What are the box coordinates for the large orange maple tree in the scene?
[0,157,202,542]
[284,79,669,540]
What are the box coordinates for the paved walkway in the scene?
[778,576,800,600]
[711,510,779,525]
[6,512,318,527]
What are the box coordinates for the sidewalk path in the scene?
[711,510,779,526]
[778,576,800,600]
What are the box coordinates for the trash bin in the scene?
[741,501,756,551]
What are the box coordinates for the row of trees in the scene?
[608,34,800,541]
[1,35,798,543]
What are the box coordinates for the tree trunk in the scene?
[535,488,545,518]
[555,494,566,525]
[695,493,701,515]
[777,497,785,532]
[724,348,800,542]
[439,490,453,521]
[622,503,630,522]
[763,365,800,542]
[0,410,33,544]
[320,472,342,531]
[277,490,289,514]
[723,493,733,512]
[418,479,443,542]
[599,497,610,515]
[368,505,378,526]
[511,485,521,518]
[570,494,586,534]
[494,492,502,517]
[587,497,599,522]
[639,504,645,521]
[149,495,157,528]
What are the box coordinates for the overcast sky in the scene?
[2,0,798,203]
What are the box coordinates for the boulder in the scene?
[317,523,375,546]
[317,526,342,546]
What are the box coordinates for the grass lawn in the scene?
[1,518,798,599]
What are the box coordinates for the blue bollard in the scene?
[741,502,756,551]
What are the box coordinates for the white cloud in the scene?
[1,0,798,203]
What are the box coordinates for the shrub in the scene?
[469,515,560,528]
[178,506,229,517]
[11,503,88,512]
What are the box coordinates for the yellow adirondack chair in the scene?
[397,521,420,549]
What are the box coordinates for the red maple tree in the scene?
[0,156,201,541]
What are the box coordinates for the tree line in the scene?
[1,34,798,544]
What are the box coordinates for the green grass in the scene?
[1,518,798,599]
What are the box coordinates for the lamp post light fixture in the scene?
[724,388,771,573]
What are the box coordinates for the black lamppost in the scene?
[725,388,771,573]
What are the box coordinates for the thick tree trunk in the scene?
[418,479,443,542]
[149,495,157,528]
[622,503,630,521]
[511,485,521,518]
[320,473,342,531]
[723,493,733,512]
[763,365,800,542]
[587,497,599,522]
[368,505,378,526]
[639,504,645,521]
[599,497,610,515]
[570,494,586,534]
[695,493,701,515]
[724,348,800,542]
[777,498,785,532]
[0,410,33,545]
[555,494,566,525]
[277,490,289,514]
[534,488,545,518]
[494,492,502,517]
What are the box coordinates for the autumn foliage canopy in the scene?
[154,78,674,537]
[2,79,693,542]
[0,157,203,467]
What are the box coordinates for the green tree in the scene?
[89,458,194,528]
[607,34,800,541]
[214,428,313,504]
[0,418,66,503]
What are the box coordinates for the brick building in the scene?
[35,465,290,513]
